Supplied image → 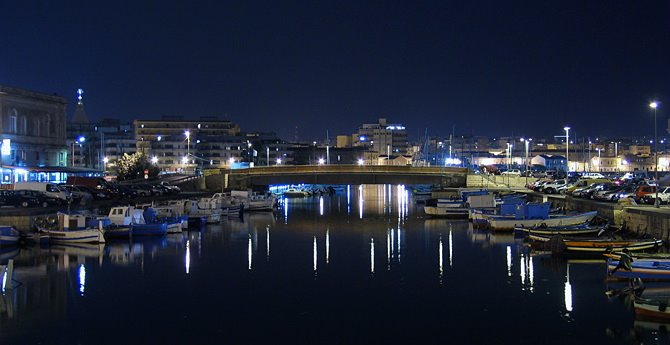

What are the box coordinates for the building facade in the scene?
[0,85,68,183]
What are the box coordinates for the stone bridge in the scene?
[201,165,468,190]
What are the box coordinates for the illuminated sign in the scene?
[1,139,10,155]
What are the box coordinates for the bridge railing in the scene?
[214,165,469,175]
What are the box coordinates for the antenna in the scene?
[77,88,84,105]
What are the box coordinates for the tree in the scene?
[115,152,159,181]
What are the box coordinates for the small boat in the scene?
[106,206,168,237]
[514,223,608,236]
[635,297,670,321]
[486,207,597,231]
[37,212,105,244]
[283,188,309,197]
[529,233,663,254]
[423,198,469,218]
[0,226,20,246]
[230,190,276,211]
[606,258,670,280]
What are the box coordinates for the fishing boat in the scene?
[529,233,663,254]
[606,258,670,280]
[37,212,105,243]
[106,206,168,237]
[635,297,670,321]
[230,190,276,211]
[0,226,20,246]
[514,222,608,236]
[485,203,597,231]
[282,188,309,198]
[423,198,469,218]
[211,193,245,216]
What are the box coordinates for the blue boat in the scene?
[0,226,20,246]
[607,258,670,280]
[105,206,168,237]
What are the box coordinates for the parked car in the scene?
[581,172,606,179]
[14,189,61,207]
[541,179,567,194]
[76,185,109,200]
[634,185,657,202]
[641,186,670,205]
[59,185,94,205]
[14,182,71,201]
[111,184,138,199]
[129,184,153,197]
[159,181,181,194]
[501,169,521,176]
[589,182,618,200]
[0,190,40,208]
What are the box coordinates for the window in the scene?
[9,110,17,133]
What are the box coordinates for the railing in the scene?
[215,165,468,176]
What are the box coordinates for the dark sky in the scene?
[1,1,669,141]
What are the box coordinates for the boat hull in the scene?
[424,206,469,218]
[607,258,670,280]
[487,211,598,231]
[131,223,168,236]
[41,228,105,243]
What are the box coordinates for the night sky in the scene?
[1,1,669,141]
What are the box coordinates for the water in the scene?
[0,185,665,344]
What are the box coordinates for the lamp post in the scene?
[651,101,660,207]
[520,138,531,171]
[72,136,85,167]
[102,156,108,174]
[564,126,570,173]
[184,131,190,161]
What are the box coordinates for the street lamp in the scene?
[564,126,570,172]
[151,156,158,164]
[520,138,532,171]
[357,158,365,166]
[184,130,190,161]
[102,156,108,173]
[72,136,85,167]
[650,101,660,207]
[276,158,282,165]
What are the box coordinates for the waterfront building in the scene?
[134,116,241,173]
[354,118,409,163]
[0,85,69,184]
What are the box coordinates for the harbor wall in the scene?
[525,192,670,241]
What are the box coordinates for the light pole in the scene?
[520,138,531,171]
[184,130,190,161]
[564,126,570,173]
[102,156,108,174]
[72,136,85,167]
[588,140,592,172]
[651,101,660,207]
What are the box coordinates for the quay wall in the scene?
[524,192,670,241]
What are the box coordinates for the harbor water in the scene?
[0,185,664,344]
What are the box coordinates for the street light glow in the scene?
[357,159,364,166]
[276,158,282,165]
[151,156,158,164]
[318,158,325,165]
[650,101,658,109]
[103,157,109,163]
[184,130,190,138]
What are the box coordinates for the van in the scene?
[634,185,656,202]
[14,182,71,201]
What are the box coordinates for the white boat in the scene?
[423,199,469,218]
[38,212,105,243]
[211,193,244,216]
[192,199,222,223]
[485,211,598,231]
[230,190,276,211]
[282,188,309,197]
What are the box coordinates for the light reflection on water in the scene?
[0,184,658,344]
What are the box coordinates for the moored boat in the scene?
[514,222,608,236]
[606,258,670,280]
[0,226,20,246]
[635,297,670,321]
[529,233,663,254]
[37,212,106,243]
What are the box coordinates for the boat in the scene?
[282,188,309,198]
[484,202,597,231]
[152,204,186,233]
[606,257,670,280]
[514,222,608,236]
[210,193,245,216]
[230,190,276,211]
[37,212,106,243]
[529,233,663,254]
[0,226,19,246]
[634,296,670,321]
[423,198,469,218]
[106,206,168,237]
